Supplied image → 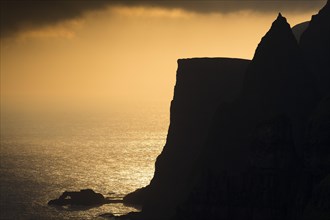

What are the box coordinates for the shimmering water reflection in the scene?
[0,105,168,219]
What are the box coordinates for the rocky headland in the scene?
[121,1,330,220]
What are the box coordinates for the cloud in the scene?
[15,19,84,42]
[0,1,110,38]
[122,0,326,14]
[1,0,326,38]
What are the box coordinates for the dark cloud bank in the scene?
[0,0,326,37]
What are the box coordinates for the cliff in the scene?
[124,58,250,219]
[121,1,330,220]
[300,0,330,96]
[171,4,329,220]
[172,13,319,220]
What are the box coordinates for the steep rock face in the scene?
[205,13,317,172]
[300,0,330,96]
[175,116,301,220]
[304,95,330,172]
[239,13,318,155]
[242,14,317,119]
[172,14,319,220]
[302,96,330,220]
[303,174,330,220]
[124,58,250,219]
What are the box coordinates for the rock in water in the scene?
[48,189,106,206]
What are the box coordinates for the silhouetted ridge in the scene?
[252,12,294,61]
[243,12,307,112]
[300,0,330,96]
[171,14,319,220]
[204,13,316,172]
[241,13,317,135]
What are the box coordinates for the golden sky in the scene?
[0,2,325,110]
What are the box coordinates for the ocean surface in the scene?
[0,104,169,220]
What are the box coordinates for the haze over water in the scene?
[0,103,169,219]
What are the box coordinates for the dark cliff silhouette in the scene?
[124,58,250,219]
[121,1,330,220]
[300,0,330,97]
[173,13,319,220]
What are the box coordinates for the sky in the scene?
[0,0,327,111]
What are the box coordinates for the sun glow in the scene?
[1,5,321,110]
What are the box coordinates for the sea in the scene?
[0,103,169,220]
